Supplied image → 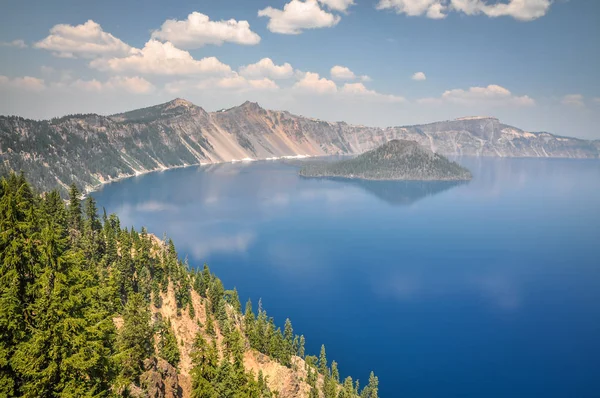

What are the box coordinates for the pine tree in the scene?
[284,318,294,362]
[244,298,255,337]
[319,345,328,375]
[360,372,379,398]
[230,287,242,313]
[299,335,306,358]
[67,183,83,238]
[208,277,225,314]
[190,331,218,398]
[158,318,181,368]
[205,305,216,337]
[115,293,154,389]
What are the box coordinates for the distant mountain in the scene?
[0,99,597,194]
[299,140,472,181]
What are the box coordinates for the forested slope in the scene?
[0,174,379,398]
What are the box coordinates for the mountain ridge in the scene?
[1,98,598,194]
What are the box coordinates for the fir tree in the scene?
[319,345,328,375]
[158,318,181,368]
[115,293,154,389]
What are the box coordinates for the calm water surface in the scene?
[92,157,600,398]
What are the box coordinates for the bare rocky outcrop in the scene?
[130,358,182,398]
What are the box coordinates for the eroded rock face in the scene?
[130,357,181,398]
[0,99,597,193]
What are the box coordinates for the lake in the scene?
[92,157,600,398]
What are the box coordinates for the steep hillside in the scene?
[0,99,597,194]
[300,139,472,181]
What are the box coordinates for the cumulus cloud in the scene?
[377,0,448,18]
[258,0,341,34]
[330,65,356,80]
[418,84,535,106]
[561,94,584,107]
[0,76,45,91]
[376,0,552,21]
[166,73,278,94]
[412,71,427,81]
[151,12,260,49]
[0,39,27,48]
[318,0,355,12]
[340,82,405,102]
[90,40,231,76]
[34,20,134,58]
[239,58,294,80]
[71,76,155,94]
[293,72,338,94]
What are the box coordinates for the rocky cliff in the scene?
[0,99,597,193]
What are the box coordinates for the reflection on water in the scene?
[330,178,468,206]
[92,158,600,398]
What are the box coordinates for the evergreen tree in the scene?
[205,305,216,337]
[158,318,181,368]
[298,335,306,358]
[208,277,225,314]
[319,345,328,375]
[190,331,218,398]
[67,183,83,238]
[360,372,379,398]
[284,318,294,361]
[244,298,255,337]
[115,293,154,389]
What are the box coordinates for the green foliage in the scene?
[158,318,181,368]
[115,293,154,388]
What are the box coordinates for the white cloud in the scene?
[594,98,600,104]
[166,73,278,94]
[376,0,552,21]
[0,76,45,91]
[90,40,231,76]
[451,0,552,21]
[330,65,356,80]
[340,82,405,102]
[561,94,584,107]
[239,58,294,80]
[258,0,341,34]
[71,76,155,94]
[318,0,355,12]
[190,232,256,258]
[34,20,133,58]
[0,39,27,48]
[418,84,535,106]
[151,12,260,49]
[412,71,427,81]
[377,0,447,17]
[293,72,338,94]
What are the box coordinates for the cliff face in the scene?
[0,99,597,193]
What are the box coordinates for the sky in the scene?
[0,0,599,139]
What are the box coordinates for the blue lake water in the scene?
[92,157,600,398]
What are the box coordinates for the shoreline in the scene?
[83,154,316,197]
